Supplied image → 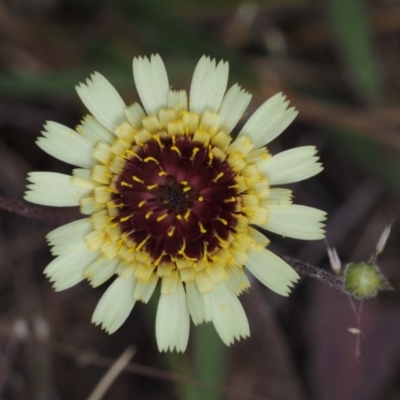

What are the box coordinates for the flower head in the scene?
[25,55,326,352]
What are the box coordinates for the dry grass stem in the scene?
[86,346,137,400]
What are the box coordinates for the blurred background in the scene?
[0,0,399,399]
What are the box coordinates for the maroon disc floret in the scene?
[112,135,239,263]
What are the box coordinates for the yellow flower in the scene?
[25,55,325,352]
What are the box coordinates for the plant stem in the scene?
[282,256,344,292]
[0,195,77,226]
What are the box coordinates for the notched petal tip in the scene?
[75,72,126,131]
[157,343,187,353]
[238,92,298,148]
[199,54,210,62]
[190,55,229,114]
[133,53,169,116]
[93,320,113,335]
[22,192,30,201]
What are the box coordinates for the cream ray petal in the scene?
[124,103,146,129]
[259,205,327,240]
[257,146,323,185]
[44,246,99,291]
[238,93,297,148]
[245,248,299,296]
[259,188,293,209]
[134,273,159,303]
[218,84,252,134]
[133,54,169,116]
[92,275,137,334]
[37,122,95,168]
[76,72,126,131]
[225,266,251,296]
[189,56,229,114]
[76,115,114,145]
[168,89,188,113]
[24,172,92,207]
[156,281,190,352]
[206,282,249,346]
[84,257,119,287]
[47,218,92,255]
[186,281,210,325]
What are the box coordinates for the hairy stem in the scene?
[0,195,77,226]
[282,256,344,293]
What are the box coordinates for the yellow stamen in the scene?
[167,226,175,237]
[213,172,224,182]
[199,222,207,234]
[147,184,158,190]
[126,150,142,161]
[153,135,164,148]
[132,176,144,183]
[208,149,214,165]
[145,211,153,219]
[121,181,133,188]
[106,200,119,209]
[157,213,168,222]
[106,187,119,194]
[178,239,186,255]
[144,156,159,164]
[117,232,130,247]
[203,243,209,263]
[171,146,181,156]
[135,235,150,251]
[177,240,197,261]
[184,210,190,220]
[154,251,165,266]
[216,234,228,248]
[191,147,199,160]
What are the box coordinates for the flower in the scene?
[25,55,325,352]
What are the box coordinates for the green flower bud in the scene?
[343,262,387,299]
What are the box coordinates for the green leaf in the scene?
[326,0,383,104]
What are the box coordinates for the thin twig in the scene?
[0,195,77,226]
[87,346,136,400]
[345,297,365,400]
[282,256,344,293]
[348,297,364,362]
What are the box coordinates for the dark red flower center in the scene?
[153,178,197,215]
[112,135,239,264]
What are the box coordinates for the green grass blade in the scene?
[194,323,225,400]
[326,0,383,104]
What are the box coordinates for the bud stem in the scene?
[282,256,344,292]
